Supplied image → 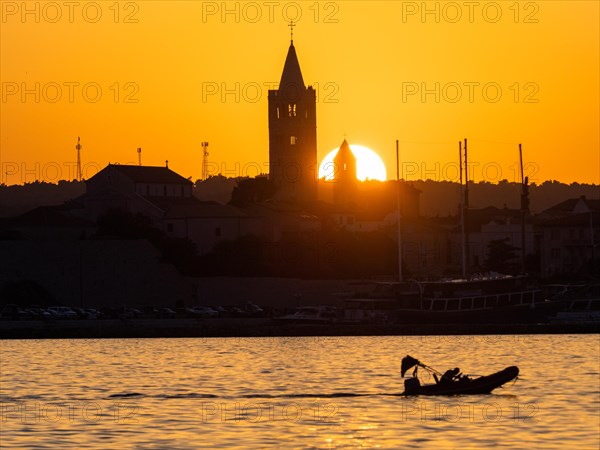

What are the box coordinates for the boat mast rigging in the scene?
[396,139,403,283]
[459,140,466,279]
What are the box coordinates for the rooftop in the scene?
[102,164,193,185]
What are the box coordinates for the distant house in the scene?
[445,207,535,274]
[536,195,600,220]
[400,217,449,278]
[85,164,194,221]
[243,201,321,241]
[0,205,95,240]
[331,211,357,231]
[536,196,600,277]
[163,201,262,255]
[319,180,422,221]
[84,164,261,254]
[327,209,391,234]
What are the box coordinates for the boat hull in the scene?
[346,277,563,324]
[403,366,519,395]
[393,303,561,324]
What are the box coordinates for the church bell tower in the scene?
[268,26,317,202]
[333,139,357,207]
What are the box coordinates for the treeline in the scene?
[197,177,600,216]
[1,178,598,218]
[412,180,600,216]
[0,180,85,217]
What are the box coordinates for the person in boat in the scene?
[438,367,462,384]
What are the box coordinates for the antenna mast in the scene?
[75,136,83,181]
[519,143,529,274]
[201,142,209,181]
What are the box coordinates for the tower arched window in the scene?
[288,104,296,117]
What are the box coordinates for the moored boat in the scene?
[342,274,560,324]
[549,283,600,324]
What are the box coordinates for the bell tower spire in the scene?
[278,35,305,100]
[268,26,317,202]
[333,139,357,207]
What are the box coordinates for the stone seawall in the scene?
[195,278,356,307]
[1,318,597,339]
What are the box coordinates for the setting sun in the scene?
[319,144,387,181]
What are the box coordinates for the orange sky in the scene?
[1,1,599,185]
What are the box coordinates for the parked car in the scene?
[142,307,159,318]
[157,307,177,319]
[99,307,142,320]
[117,307,142,320]
[84,308,102,319]
[242,302,265,317]
[0,304,31,320]
[210,305,226,317]
[225,306,247,317]
[99,307,118,319]
[71,307,90,319]
[185,306,218,318]
[46,306,78,319]
[24,306,52,320]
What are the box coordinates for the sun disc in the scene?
[319,144,387,181]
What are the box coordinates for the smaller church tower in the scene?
[333,139,357,206]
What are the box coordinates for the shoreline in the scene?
[1,318,598,339]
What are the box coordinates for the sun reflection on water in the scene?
[0,335,598,449]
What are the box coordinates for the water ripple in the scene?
[1,335,598,449]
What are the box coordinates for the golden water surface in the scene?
[1,335,599,449]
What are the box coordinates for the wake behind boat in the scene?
[400,355,519,396]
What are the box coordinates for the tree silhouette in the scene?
[229,177,277,207]
[484,238,519,274]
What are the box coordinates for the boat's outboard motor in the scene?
[404,377,421,395]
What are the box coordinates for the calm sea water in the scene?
[1,335,598,449]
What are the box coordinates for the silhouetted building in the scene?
[85,164,261,254]
[536,196,600,277]
[244,201,321,241]
[0,205,95,240]
[536,195,600,221]
[318,180,421,221]
[448,206,534,273]
[85,164,193,221]
[163,201,262,255]
[401,217,449,278]
[268,39,317,202]
[333,139,358,207]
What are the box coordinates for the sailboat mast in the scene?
[459,141,466,279]
[396,140,403,283]
[519,143,526,274]
[463,138,469,277]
